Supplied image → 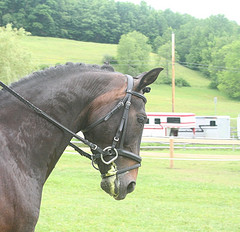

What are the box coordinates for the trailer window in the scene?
[167,117,180,124]
[155,118,161,124]
[210,120,216,126]
[146,118,149,124]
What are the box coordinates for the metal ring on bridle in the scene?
[101,147,119,165]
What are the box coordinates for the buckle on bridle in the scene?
[101,147,118,165]
[91,144,98,150]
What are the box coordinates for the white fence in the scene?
[141,137,240,151]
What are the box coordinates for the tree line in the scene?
[1,0,240,99]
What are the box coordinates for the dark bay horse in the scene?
[0,62,162,232]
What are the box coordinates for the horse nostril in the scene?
[127,181,136,194]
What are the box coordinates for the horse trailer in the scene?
[143,112,196,137]
[181,116,231,139]
[143,113,231,139]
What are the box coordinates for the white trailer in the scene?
[143,113,231,139]
[143,112,196,137]
[178,116,231,139]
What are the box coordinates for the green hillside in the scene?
[20,36,117,66]
[19,36,240,119]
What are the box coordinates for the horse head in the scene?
[83,68,163,200]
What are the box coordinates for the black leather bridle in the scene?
[0,75,146,178]
[81,75,146,178]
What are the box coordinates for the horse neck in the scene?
[1,70,123,183]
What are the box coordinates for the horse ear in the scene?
[134,68,163,92]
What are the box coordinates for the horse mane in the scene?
[7,62,115,89]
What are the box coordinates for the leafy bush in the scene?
[158,75,191,87]
[0,24,35,84]
[102,54,118,64]
[39,64,50,70]
[175,78,191,87]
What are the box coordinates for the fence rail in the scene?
[141,137,240,150]
[141,145,240,150]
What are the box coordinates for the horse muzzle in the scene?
[100,173,136,200]
[95,148,141,200]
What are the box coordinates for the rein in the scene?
[0,75,145,178]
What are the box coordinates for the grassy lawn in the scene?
[35,151,240,232]
[20,36,117,66]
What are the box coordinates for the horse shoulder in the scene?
[0,132,41,232]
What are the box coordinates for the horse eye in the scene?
[137,116,146,124]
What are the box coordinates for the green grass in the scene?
[35,152,240,232]
[20,36,117,66]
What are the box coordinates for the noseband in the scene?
[0,75,146,178]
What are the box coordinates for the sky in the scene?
[117,0,240,25]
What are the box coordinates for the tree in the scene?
[217,40,240,99]
[153,27,172,52]
[116,1,138,35]
[156,42,179,85]
[27,4,56,36]
[0,24,34,84]
[208,36,237,88]
[116,31,151,76]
